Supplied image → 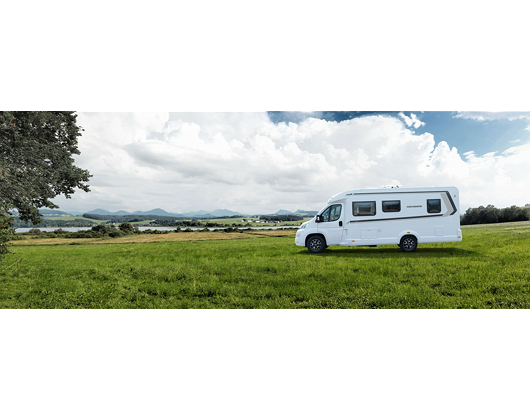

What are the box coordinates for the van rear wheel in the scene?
[399,235,417,252]
[307,235,326,253]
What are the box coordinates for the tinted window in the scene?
[382,200,401,212]
[353,201,376,216]
[320,204,342,222]
[320,206,331,222]
[427,199,441,213]
[330,204,341,222]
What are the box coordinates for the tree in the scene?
[0,112,91,260]
[482,204,499,224]
[461,204,529,225]
[118,222,134,233]
[0,208,12,257]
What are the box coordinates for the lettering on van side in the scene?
[407,205,422,208]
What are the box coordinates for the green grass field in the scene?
[1,222,529,308]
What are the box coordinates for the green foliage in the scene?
[0,112,91,224]
[118,222,134,233]
[12,217,98,228]
[2,221,530,308]
[0,111,91,260]
[0,208,14,257]
[461,204,529,225]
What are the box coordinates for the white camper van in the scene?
[295,187,462,253]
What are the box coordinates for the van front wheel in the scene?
[399,235,417,252]
[307,235,326,253]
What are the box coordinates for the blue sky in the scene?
[47,111,530,215]
[269,111,530,157]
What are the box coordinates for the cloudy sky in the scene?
[52,111,530,215]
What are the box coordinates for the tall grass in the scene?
[1,222,529,308]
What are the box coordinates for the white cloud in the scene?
[398,112,425,128]
[454,111,530,121]
[52,112,530,214]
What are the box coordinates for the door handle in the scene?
[339,221,343,227]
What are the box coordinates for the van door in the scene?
[317,204,344,245]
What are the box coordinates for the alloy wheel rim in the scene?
[403,238,415,249]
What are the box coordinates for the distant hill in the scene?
[211,209,245,217]
[294,209,318,217]
[132,208,186,217]
[182,209,247,218]
[274,209,294,215]
[52,206,314,219]
[39,209,71,216]
[181,210,210,217]
[250,209,318,217]
[81,208,248,219]
[85,208,185,217]
[85,209,119,216]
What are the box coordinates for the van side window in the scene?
[353,201,376,216]
[330,204,341,222]
[382,200,401,212]
[427,199,441,213]
[320,206,331,222]
[320,204,342,222]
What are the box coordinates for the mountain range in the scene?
[48,208,319,218]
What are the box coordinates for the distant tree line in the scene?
[259,215,303,222]
[12,217,96,228]
[461,205,529,225]
[12,223,297,241]
[83,213,247,223]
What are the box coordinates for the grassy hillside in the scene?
[43,216,108,223]
[1,222,529,308]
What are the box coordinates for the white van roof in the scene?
[327,187,458,203]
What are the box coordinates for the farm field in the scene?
[199,217,310,226]
[1,222,529,308]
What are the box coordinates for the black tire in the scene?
[399,235,417,252]
[307,235,327,253]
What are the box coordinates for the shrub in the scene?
[1,214,15,256]
[92,224,110,234]
[118,222,134,233]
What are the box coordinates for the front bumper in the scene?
[295,230,305,246]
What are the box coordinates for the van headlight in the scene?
[298,223,307,230]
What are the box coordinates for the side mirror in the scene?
[316,215,322,223]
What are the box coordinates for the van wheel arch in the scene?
[306,234,327,253]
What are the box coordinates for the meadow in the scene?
[1,222,529,308]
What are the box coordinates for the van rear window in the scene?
[427,199,441,213]
[353,201,376,216]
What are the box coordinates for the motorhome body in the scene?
[295,187,462,253]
